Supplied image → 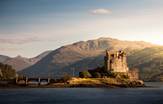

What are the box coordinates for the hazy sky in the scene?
[0,0,163,57]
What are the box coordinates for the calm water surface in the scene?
[0,82,163,104]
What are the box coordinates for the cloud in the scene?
[91,8,112,15]
[0,36,41,44]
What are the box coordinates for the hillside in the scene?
[128,46,163,80]
[0,55,10,63]
[20,37,156,78]
[0,51,51,71]
[4,55,33,72]
[29,50,52,64]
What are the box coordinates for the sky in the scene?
[0,0,163,57]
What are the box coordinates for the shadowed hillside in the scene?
[0,51,51,71]
[0,55,10,63]
[128,46,163,80]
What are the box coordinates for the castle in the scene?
[104,50,139,80]
[104,50,129,73]
[79,50,139,80]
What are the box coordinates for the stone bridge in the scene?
[16,77,56,85]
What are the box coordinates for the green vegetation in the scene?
[92,72,101,78]
[68,78,144,87]
[0,63,16,80]
[79,66,130,80]
[60,73,72,83]
[79,71,92,78]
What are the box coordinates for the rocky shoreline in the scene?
[0,78,145,88]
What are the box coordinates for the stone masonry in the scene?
[104,50,129,73]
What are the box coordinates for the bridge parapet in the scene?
[16,77,52,85]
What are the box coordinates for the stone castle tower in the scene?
[104,50,129,73]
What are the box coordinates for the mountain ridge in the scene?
[0,50,52,71]
[20,37,158,79]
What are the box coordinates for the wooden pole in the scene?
[47,78,50,84]
[38,77,41,85]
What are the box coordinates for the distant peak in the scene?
[97,37,117,41]
[16,55,22,57]
[15,55,26,59]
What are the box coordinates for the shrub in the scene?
[0,63,16,80]
[92,72,101,78]
[61,73,72,83]
[115,73,129,80]
[121,74,129,79]
[79,71,92,78]
[107,72,117,78]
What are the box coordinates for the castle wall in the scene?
[105,50,129,73]
[110,57,128,72]
[128,69,139,80]
[103,50,139,80]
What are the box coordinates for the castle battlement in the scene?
[104,50,129,73]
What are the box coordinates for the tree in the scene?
[61,73,72,82]
[92,72,101,78]
[0,69,3,77]
[79,71,92,78]
[0,63,16,80]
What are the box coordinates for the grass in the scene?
[67,77,144,87]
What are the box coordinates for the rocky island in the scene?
[64,50,144,88]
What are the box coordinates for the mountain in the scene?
[20,37,156,78]
[150,72,163,81]
[29,50,52,64]
[0,51,52,71]
[0,55,11,63]
[128,46,163,80]
[4,55,33,72]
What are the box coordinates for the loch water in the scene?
[0,82,163,104]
